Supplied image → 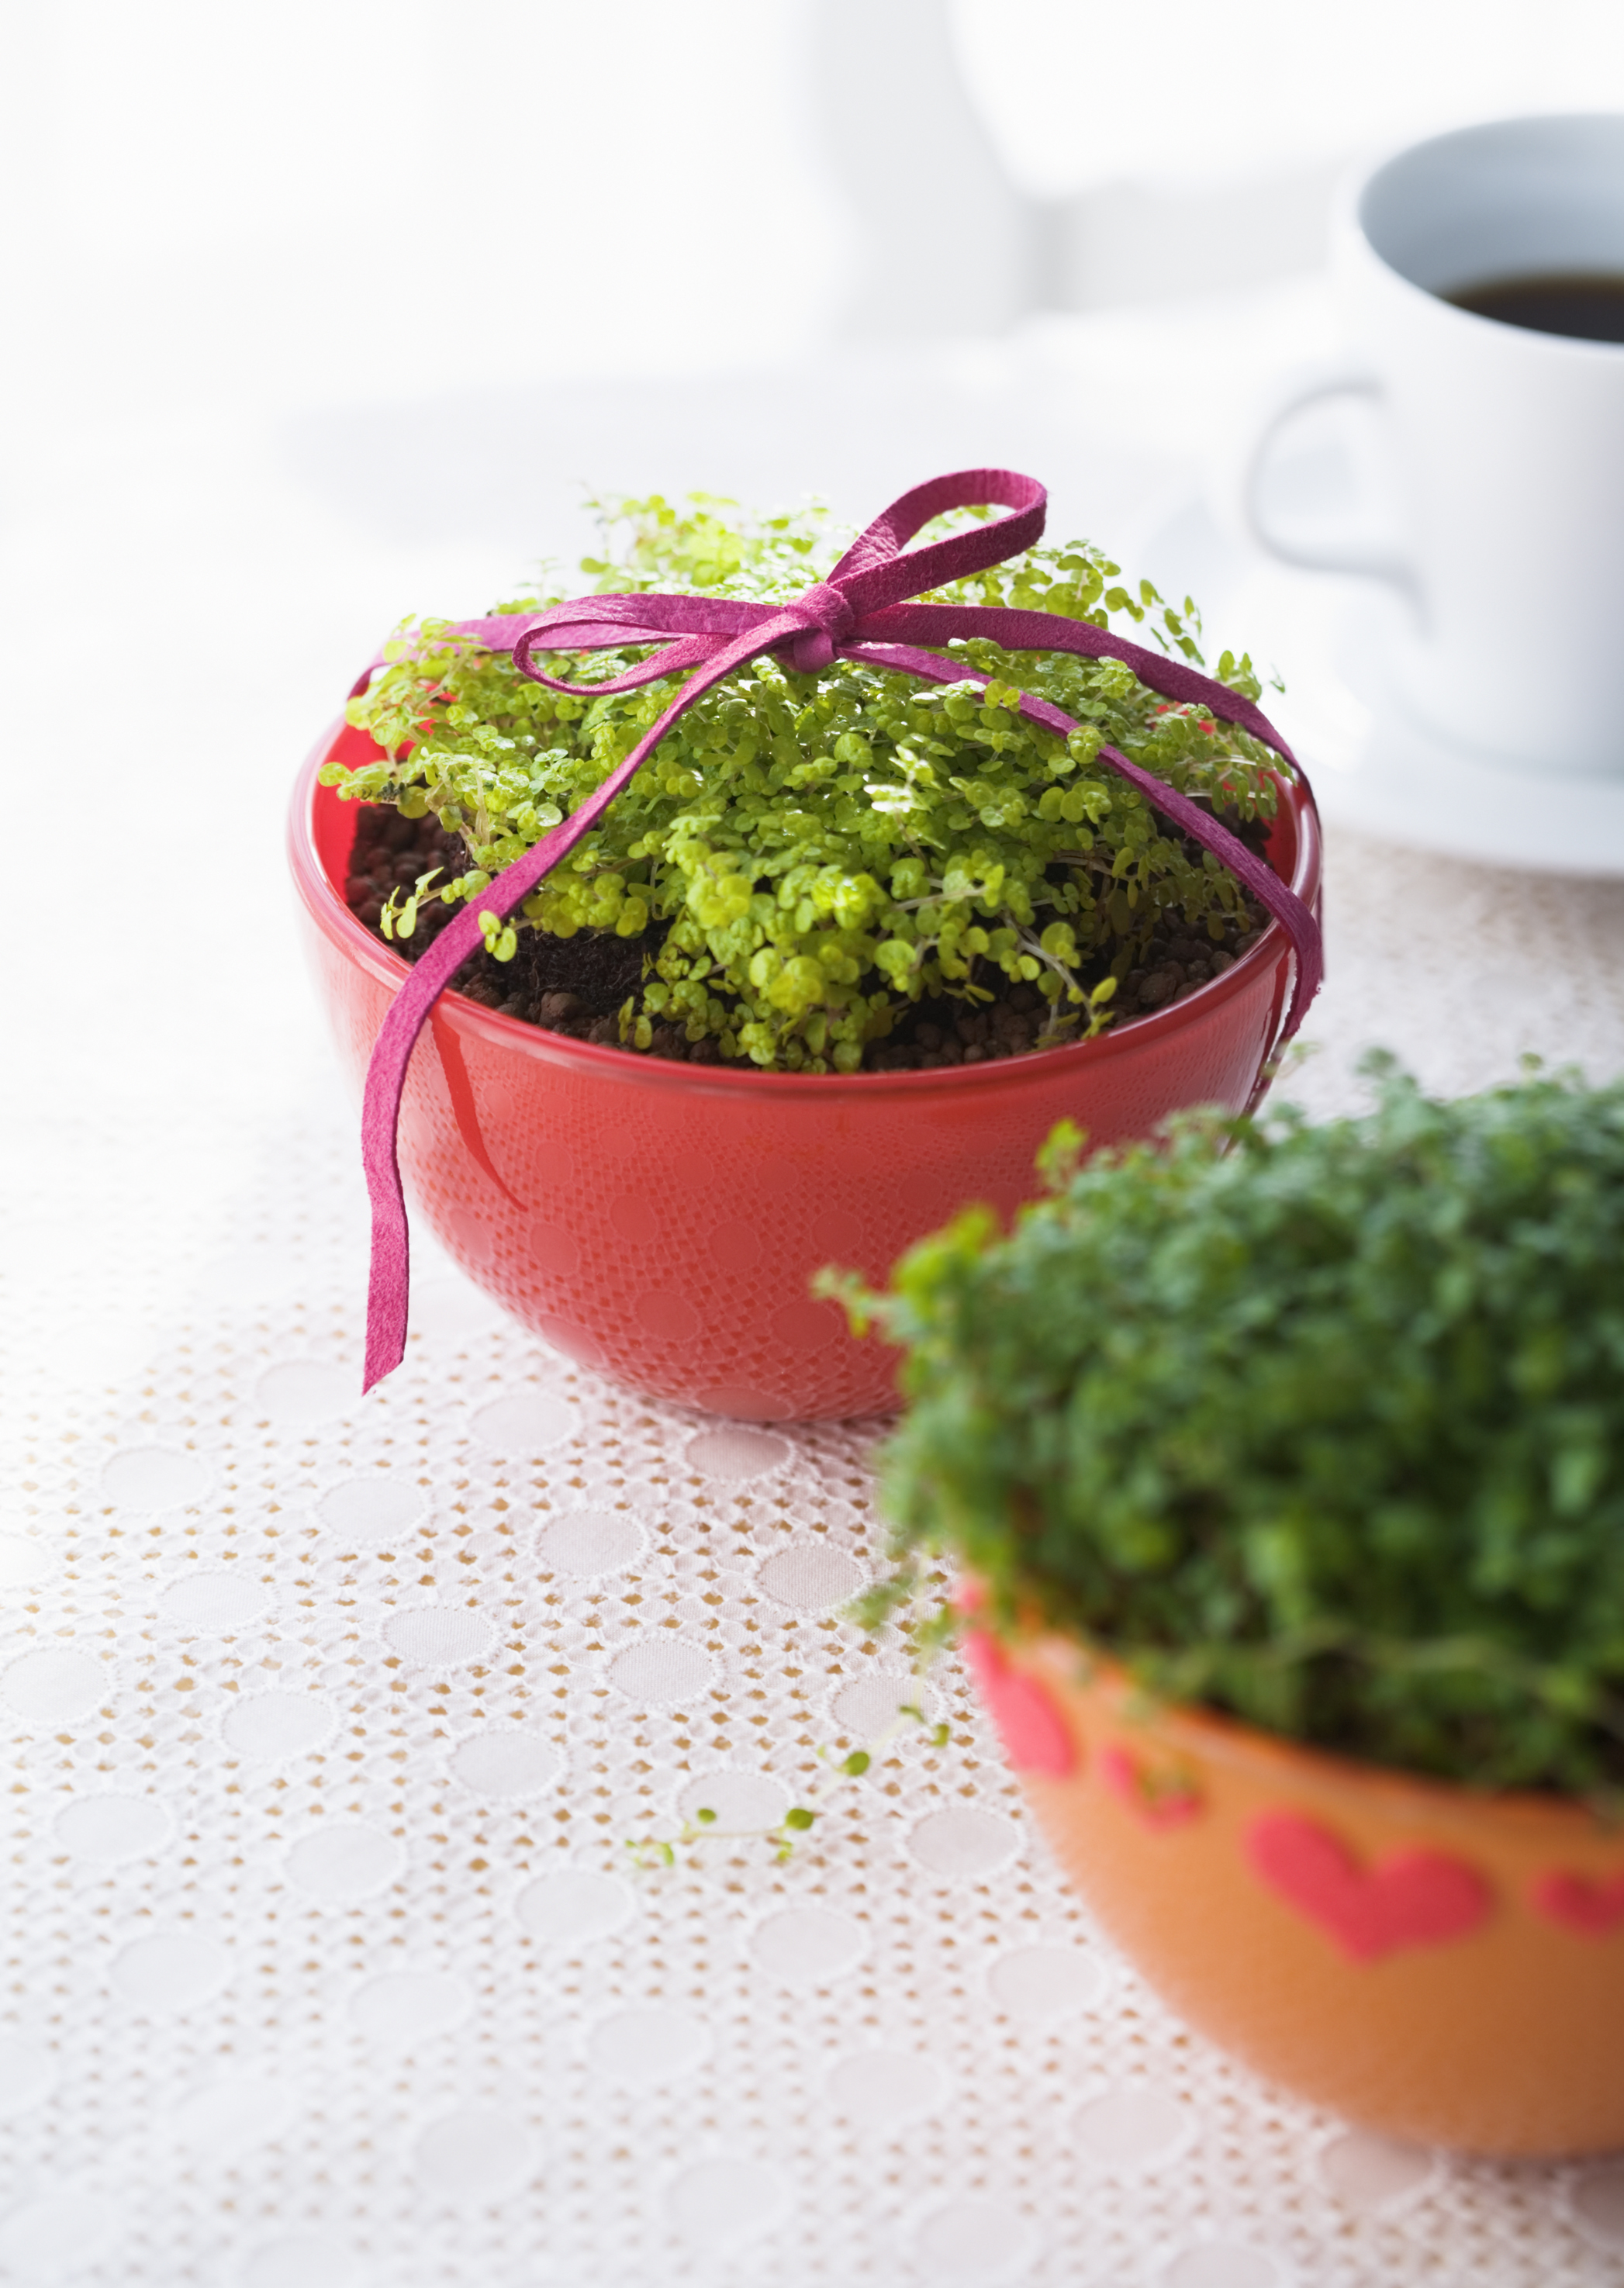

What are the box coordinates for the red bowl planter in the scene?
[289,721,1322,1419]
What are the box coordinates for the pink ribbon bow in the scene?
[354,467,1322,1391]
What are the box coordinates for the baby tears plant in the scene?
[323,492,1281,1072]
[832,1059,1624,1804]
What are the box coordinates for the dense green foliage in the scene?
[320,494,1282,1070]
[838,1063,1624,1799]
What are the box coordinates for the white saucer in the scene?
[1138,498,1624,878]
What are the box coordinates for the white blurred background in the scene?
[10,0,1624,1382]
[9,0,1624,415]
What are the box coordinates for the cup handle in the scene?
[1235,361,1409,585]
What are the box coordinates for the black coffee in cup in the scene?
[1445,272,1624,341]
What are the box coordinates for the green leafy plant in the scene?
[830,1059,1624,1802]
[322,493,1282,1071]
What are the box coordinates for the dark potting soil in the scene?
[344,804,1270,1071]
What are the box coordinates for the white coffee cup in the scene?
[1241,115,1624,779]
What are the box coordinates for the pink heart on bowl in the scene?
[960,1630,1076,1777]
[1530,1868,1624,1937]
[1099,1742,1202,1830]
[1246,1812,1493,1963]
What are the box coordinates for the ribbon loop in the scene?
[827,467,1048,613]
[350,467,1323,1394]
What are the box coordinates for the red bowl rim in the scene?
[288,719,1322,1102]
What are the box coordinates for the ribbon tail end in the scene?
[361,1170,412,1394]
[362,1224,410,1392]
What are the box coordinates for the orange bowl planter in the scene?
[965,1625,1624,2156]
[290,722,1321,1420]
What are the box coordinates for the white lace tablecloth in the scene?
[8,303,1624,2286]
